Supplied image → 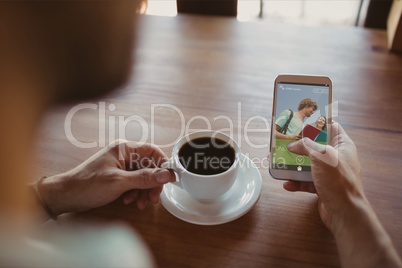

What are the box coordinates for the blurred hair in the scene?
[298,98,318,111]
[2,0,147,104]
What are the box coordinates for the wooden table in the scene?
[35,15,402,267]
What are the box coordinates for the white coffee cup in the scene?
[162,131,240,203]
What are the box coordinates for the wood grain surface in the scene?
[34,15,402,267]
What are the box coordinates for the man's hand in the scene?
[37,140,175,216]
[283,122,402,267]
[283,122,363,230]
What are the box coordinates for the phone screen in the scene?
[271,81,330,174]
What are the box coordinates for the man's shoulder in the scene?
[279,109,292,117]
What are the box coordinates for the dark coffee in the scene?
[178,137,236,175]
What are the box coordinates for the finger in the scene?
[148,186,163,204]
[329,122,353,148]
[123,189,140,205]
[283,181,316,193]
[287,139,309,156]
[136,190,149,210]
[139,159,156,169]
[330,121,345,138]
[118,168,175,190]
[168,169,176,182]
[129,158,156,171]
[126,142,169,168]
[318,199,330,228]
[287,137,326,157]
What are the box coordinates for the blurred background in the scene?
[145,0,367,26]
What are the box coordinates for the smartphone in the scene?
[269,74,332,182]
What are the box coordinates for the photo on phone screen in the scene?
[269,75,332,181]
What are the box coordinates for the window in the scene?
[145,0,363,26]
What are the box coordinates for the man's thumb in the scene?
[287,138,324,157]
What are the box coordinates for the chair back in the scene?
[177,0,237,17]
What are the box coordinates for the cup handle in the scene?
[161,157,183,189]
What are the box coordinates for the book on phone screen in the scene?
[299,124,321,140]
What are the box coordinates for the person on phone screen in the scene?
[315,116,327,131]
[275,98,317,140]
[313,116,328,143]
[0,2,401,268]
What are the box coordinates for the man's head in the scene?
[298,98,317,117]
[1,1,144,104]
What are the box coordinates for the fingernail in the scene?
[156,169,171,184]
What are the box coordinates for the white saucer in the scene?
[161,153,262,225]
